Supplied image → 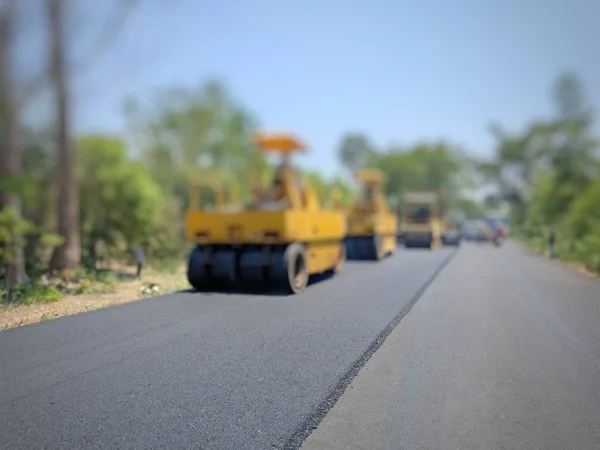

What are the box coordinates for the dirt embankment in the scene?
[1,269,188,331]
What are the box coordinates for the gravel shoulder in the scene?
[0,267,188,330]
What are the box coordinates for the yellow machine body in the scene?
[401,191,443,249]
[185,210,344,274]
[185,131,346,294]
[344,169,397,260]
[329,186,346,211]
[189,175,241,212]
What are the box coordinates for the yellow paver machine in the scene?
[344,169,398,261]
[185,131,347,294]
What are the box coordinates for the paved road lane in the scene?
[0,247,454,450]
[303,242,600,450]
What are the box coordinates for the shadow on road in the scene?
[186,270,337,296]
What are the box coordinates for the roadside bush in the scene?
[0,284,63,305]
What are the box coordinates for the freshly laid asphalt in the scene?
[2,242,599,450]
[0,246,455,450]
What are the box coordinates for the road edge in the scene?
[282,248,459,450]
[512,239,600,281]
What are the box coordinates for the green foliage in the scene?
[450,197,485,219]
[336,135,482,217]
[77,135,164,267]
[302,171,355,207]
[0,174,36,202]
[328,176,355,206]
[483,72,600,273]
[0,284,63,305]
[125,80,260,206]
[337,133,377,172]
[0,207,35,261]
[564,177,600,240]
[0,207,63,283]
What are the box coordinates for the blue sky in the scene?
[56,0,600,178]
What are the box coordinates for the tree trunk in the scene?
[0,1,30,286]
[48,0,81,271]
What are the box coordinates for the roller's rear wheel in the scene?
[333,244,346,274]
[373,235,384,261]
[387,240,397,256]
[283,243,309,294]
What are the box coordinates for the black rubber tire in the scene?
[239,249,266,291]
[345,237,356,260]
[210,250,237,285]
[373,235,384,261]
[283,243,309,294]
[187,246,211,291]
[333,243,346,274]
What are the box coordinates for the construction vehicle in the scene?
[329,186,345,211]
[185,131,347,294]
[401,191,443,249]
[189,175,241,212]
[345,169,398,260]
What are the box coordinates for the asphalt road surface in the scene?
[1,242,599,449]
[304,242,600,450]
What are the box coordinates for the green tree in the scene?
[47,0,81,271]
[451,197,485,220]
[0,0,30,285]
[124,80,260,209]
[337,132,377,173]
[484,72,598,229]
[335,133,479,217]
[545,73,598,221]
[374,142,473,212]
[77,135,163,267]
[482,71,600,272]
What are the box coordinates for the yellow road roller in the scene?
[189,175,241,212]
[185,131,347,294]
[401,191,443,249]
[345,169,398,261]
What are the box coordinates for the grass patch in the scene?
[174,281,190,291]
[0,264,185,310]
[148,259,182,275]
[1,284,63,306]
[517,235,600,277]
[0,268,125,307]
[85,302,111,312]
[41,312,60,322]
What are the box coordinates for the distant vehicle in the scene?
[400,191,444,249]
[441,222,461,246]
[461,220,493,243]
[484,217,508,241]
[344,169,398,261]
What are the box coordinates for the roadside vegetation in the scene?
[1,2,598,329]
[479,73,600,275]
